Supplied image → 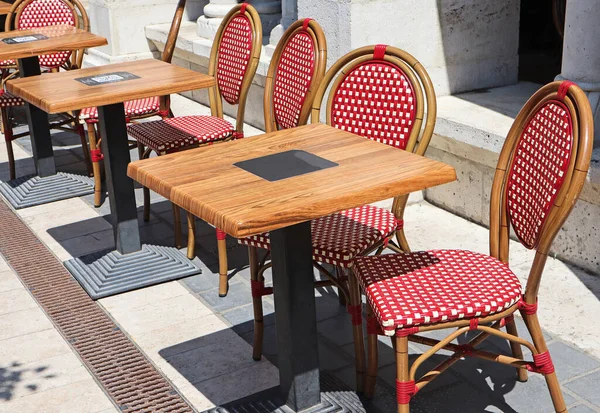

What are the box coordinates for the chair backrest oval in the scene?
[490,80,593,270]
[208,3,262,135]
[312,44,436,156]
[14,0,78,69]
[265,18,327,132]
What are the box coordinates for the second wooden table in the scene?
[8,58,216,299]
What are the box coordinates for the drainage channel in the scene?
[0,199,195,413]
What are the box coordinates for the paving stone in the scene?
[548,341,600,381]
[318,341,352,372]
[198,281,252,312]
[99,281,189,312]
[223,302,275,335]
[0,307,53,341]
[568,404,599,413]
[0,329,71,366]
[46,217,112,242]
[317,313,356,348]
[500,375,576,413]
[2,352,90,399]
[0,377,114,413]
[0,271,23,293]
[565,370,600,407]
[0,288,37,315]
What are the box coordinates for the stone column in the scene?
[197,0,238,39]
[197,0,281,42]
[266,0,296,54]
[557,0,600,145]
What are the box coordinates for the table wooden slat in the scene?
[0,25,106,60]
[128,124,457,238]
[6,59,215,113]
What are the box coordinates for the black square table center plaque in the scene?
[2,34,48,44]
[75,71,140,86]
[234,150,338,182]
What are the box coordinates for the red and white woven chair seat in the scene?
[239,205,398,268]
[128,115,235,154]
[353,249,523,335]
[0,91,25,107]
[79,97,162,124]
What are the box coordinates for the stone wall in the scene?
[299,0,520,96]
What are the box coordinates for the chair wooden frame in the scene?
[359,81,593,413]
[0,0,91,181]
[85,0,188,207]
[186,18,326,298]
[311,44,437,254]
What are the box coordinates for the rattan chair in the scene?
[239,45,436,388]
[127,3,262,284]
[353,80,593,413]
[0,0,91,181]
[187,18,326,296]
[79,0,189,207]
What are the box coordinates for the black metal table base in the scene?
[64,244,202,300]
[202,373,366,413]
[0,172,94,209]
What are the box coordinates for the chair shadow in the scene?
[0,361,55,402]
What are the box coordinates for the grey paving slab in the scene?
[317,314,356,347]
[223,302,275,335]
[501,375,576,413]
[548,341,600,382]
[198,281,252,312]
[565,370,600,407]
[569,404,599,413]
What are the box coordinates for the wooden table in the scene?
[8,58,215,254]
[0,1,12,16]
[128,123,457,412]
[0,25,107,178]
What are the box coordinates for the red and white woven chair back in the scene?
[506,98,573,249]
[272,20,317,129]
[215,5,254,105]
[16,0,76,68]
[330,47,416,150]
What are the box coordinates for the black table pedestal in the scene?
[65,103,200,299]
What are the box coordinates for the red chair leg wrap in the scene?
[216,228,227,240]
[518,297,538,315]
[367,316,383,335]
[231,131,244,139]
[396,327,419,337]
[396,380,418,404]
[527,351,555,375]
[469,318,479,330]
[346,304,362,326]
[396,219,404,230]
[250,280,273,298]
[90,149,103,162]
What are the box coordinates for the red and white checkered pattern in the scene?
[17,0,76,68]
[331,61,416,149]
[239,205,398,267]
[272,31,315,129]
[79,97,161,124]
[216,15,253,105]
[506,100,573,249]
[354,250,523,335]
[0,91,25,107]
[128,115,234,154]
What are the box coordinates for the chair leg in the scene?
[347,268,365,392]
[86,123,102,207]
[505,316,528,382]
[365,305,379,399]
[396,335,411,413]
[186,211,196,260]
[396,228,411,253]
[524,313,568,413]
[138,142,151,222]
[336,266,347,306]
[76,121,93,176]
[249,246,264,361]
[1,107,15,181]
[217,228,229,297]
[172,204,182,248]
